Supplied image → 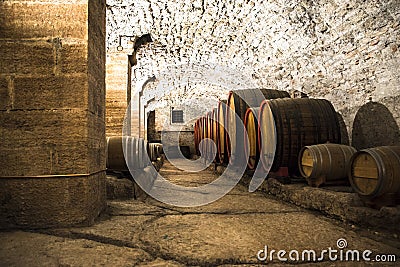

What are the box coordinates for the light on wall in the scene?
[116,35,136,51]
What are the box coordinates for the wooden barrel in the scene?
[148,143,162,162]
[203,115,209,158]
[226,89,290,163]
[259,98,341,175]
[205,111,214,161]
[194,120,200,155]
[298,144,356,187]
[134,138,148,169]
[148,143,155,162]
[107,136,142,171]
[211,108,220,163]
[125,136,138,170]
[349,146,400,207]
[217,100,228,164]
[244,107,260,169]
[156,143,163,155]
[106,136,129,170]
[198,116,206,157]
[142,139,149,168]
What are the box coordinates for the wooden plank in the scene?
[301,162,314,167]
[302,166,313,177]
[353,167,378,179]
[353,177,378,195]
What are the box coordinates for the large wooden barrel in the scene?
[205,111,214,161]
[198,116,206,157]
[259,98,341,175]
[349,146,400,206]
[298,144,356,187]
[217,100,228,164]
[194,120,200,155]
[226,89,290,163]
[211,108,220,163]
[203,114,208,158]
[244,107,260,169]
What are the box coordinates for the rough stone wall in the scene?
[107,0,400,149]
[0,0,106,228]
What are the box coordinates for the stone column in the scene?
[0,0,106,228]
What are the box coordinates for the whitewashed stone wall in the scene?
[106,0,400,148]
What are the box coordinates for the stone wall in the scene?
[0,0,106,228]
[106,0,399,149]
[106,52,129,137]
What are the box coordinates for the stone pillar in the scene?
[0,0,106,228]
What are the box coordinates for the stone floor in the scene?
[0,159,399,266]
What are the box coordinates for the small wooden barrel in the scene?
[143,139,150,168]
[156,143,163,155]
[135,138,148,169]
[106,136,130,170]
[259,98,341,175]
[217,100,228,164]
[299,144,356,187]
[349,146,400,207]
[107,136,143,171]
[244,107,260,169]
[148,143,162,162]
[148,143,155,162]
[226,89,290,163]
[125,136,138,170]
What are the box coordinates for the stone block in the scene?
[0,172,106,229]
[0,41,54,75]
[0,2,87,39]
[61,42,88,74]
[0,109,91,176]
[13,75,88,110]
[0,76,10,110]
